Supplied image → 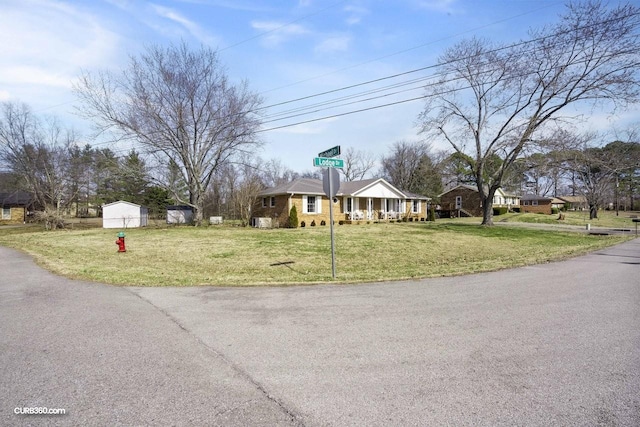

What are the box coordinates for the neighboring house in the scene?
[520,195,553,214]
[254,177,430,227]
[550,198,566,210]
[0,191,33,224]
[439,185,521,217]
[166,205,193,224]
[102,201,149,229]
[557,195,588,210]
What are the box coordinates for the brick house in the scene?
[438,185,520,217]
[0,191,34,224]
[520,195,553,214]
[557,195,588,210]
[254,178,430,227]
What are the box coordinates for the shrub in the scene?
[320,220,326,226]
[551,207,559,214]
[288,205,298,228]
[493,207,508,216]
[34,210,66,230]
[338,220,345,225]
[311,220,316,226]
[300,221,306,227]
[512,207,521,213]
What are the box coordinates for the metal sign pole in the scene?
[329,171,336,279]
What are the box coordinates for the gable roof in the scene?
[258,177,430,200]
[0,191,34,206]
[258,178,325,196]
[439,184,519,198]
[103,200,145,209]
[557,195,587,204]
[438,184,478,197]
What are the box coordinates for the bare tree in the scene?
[232,159,264,226]
[419,1,640,225]
[74,42,263,225]
[381,140,442,195]
[261,158,299,187]
[340,147,376,181]
[0,102,76,217]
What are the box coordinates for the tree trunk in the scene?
[481,196,494,226]
[589,204,598,220]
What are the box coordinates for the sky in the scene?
[1,0,637,175]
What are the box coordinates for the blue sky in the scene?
[1,0,636,174]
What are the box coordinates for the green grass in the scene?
[0,220,633,287]
[492,210,638,228]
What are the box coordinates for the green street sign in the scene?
[313,157,344,168]
[318,145,341,158]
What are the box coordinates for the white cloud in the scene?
[344,5,369,25]
[315,35,351,54]
[0,90,10,101]
[150,3,218,45]
[251,21,310,47]
[416,0,459,14]
[0,0,121,104]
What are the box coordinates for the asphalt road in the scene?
[1,239,639,426]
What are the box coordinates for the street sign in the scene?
[314,157,344,168]
[318,145,340,158]
[323,167,340,198]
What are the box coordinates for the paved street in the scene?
[1,240,639,426]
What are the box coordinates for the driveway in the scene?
[1,240,639,426]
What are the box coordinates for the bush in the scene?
[493,207,508,216]
[288,205,298,228]
[320,220,326,226]
[338,220,345,225]
[551,207,559,214]
[300,221,306,227]
[34,210,66,230]
[512,207,521,213]
[311,220,316,226]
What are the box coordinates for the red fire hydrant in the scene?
[116,231,126,252]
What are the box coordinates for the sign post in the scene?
[315,146,341,279]
[323,168,340,279]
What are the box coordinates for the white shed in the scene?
[102,201,148,229]
[166,205,194,224]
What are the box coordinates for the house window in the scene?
[262,197,267,208]
[307,196,316,213]
[2,207,10,220]
[412,200,420,213]
[532,200,538,206]
[270,197,276,207]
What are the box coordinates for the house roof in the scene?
[557,195,588,204]
[258,178,325,196]
[439,184,519,198]
[0,191,33,206]
[521,194,553,202]
[258,177,430,200]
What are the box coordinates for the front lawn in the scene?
[0,221,632,286]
